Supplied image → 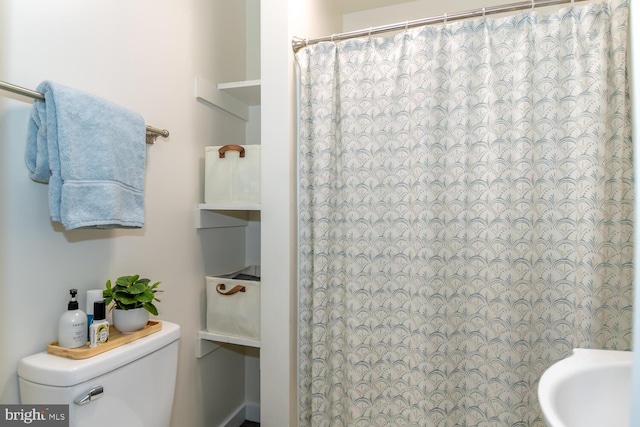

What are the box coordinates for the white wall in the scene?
[342,0,585,31]
[260,0,342,425]
[246,0,261,82]
[343,0,506,30]
[0,1,254,426]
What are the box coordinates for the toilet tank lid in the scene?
[18,321,180,387]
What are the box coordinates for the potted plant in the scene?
[103,275,162,334]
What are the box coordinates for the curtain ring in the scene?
[531,0,535,10]
[444,12,447,23]
[331,34,335,42]
[482,7,486,17]
[405,21,409,31]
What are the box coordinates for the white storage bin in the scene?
[206,266,260,340]
[204,145,261,204]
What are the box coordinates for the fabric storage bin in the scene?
[206,266,261,339]
[204,144,261,204]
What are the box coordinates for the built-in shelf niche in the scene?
[196,204,260,229]
[196,330,261,358]
[218,80,260,105]
[195,77,260,121]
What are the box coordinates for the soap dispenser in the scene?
[58,289,87,348]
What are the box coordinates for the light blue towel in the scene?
[25,81,147,230]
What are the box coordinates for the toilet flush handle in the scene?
[74,385,104,406]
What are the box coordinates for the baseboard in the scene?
[220,404,245,427]
[245,401,260,422]
[220,402,261,427]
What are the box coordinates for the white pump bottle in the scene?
[58,288,87,348]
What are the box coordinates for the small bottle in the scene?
[89,300,109,348]
[86,289,104,340]
[58,289,88,349]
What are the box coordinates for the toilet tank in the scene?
[18,321,180,427]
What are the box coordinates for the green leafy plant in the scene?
[103,275,163,316]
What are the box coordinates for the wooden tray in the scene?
[47,320,162,360]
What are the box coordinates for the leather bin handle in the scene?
[216,283,246,295]
[218,144,246,158]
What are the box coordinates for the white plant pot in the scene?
[113,308,149,334]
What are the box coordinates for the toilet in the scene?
[18,321,180,427]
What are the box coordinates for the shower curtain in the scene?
[296,0,632,426]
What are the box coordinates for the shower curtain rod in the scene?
[0,80,170,143]
[292,0,587,52]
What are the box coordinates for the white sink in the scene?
[538,349,632,427]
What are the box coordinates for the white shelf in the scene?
[195,77,261,121]
[196,204,261,229]
[218,80,261,106]
[199,203,261,211]
[197,330,260,358]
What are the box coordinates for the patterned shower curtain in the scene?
[296,0,632,426]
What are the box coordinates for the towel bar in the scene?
[0,80,169,144]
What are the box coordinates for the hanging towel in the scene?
[25,81,147,230]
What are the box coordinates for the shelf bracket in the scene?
[196,208,251,228]
[196,336,221,358]
[195,77,249,121]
